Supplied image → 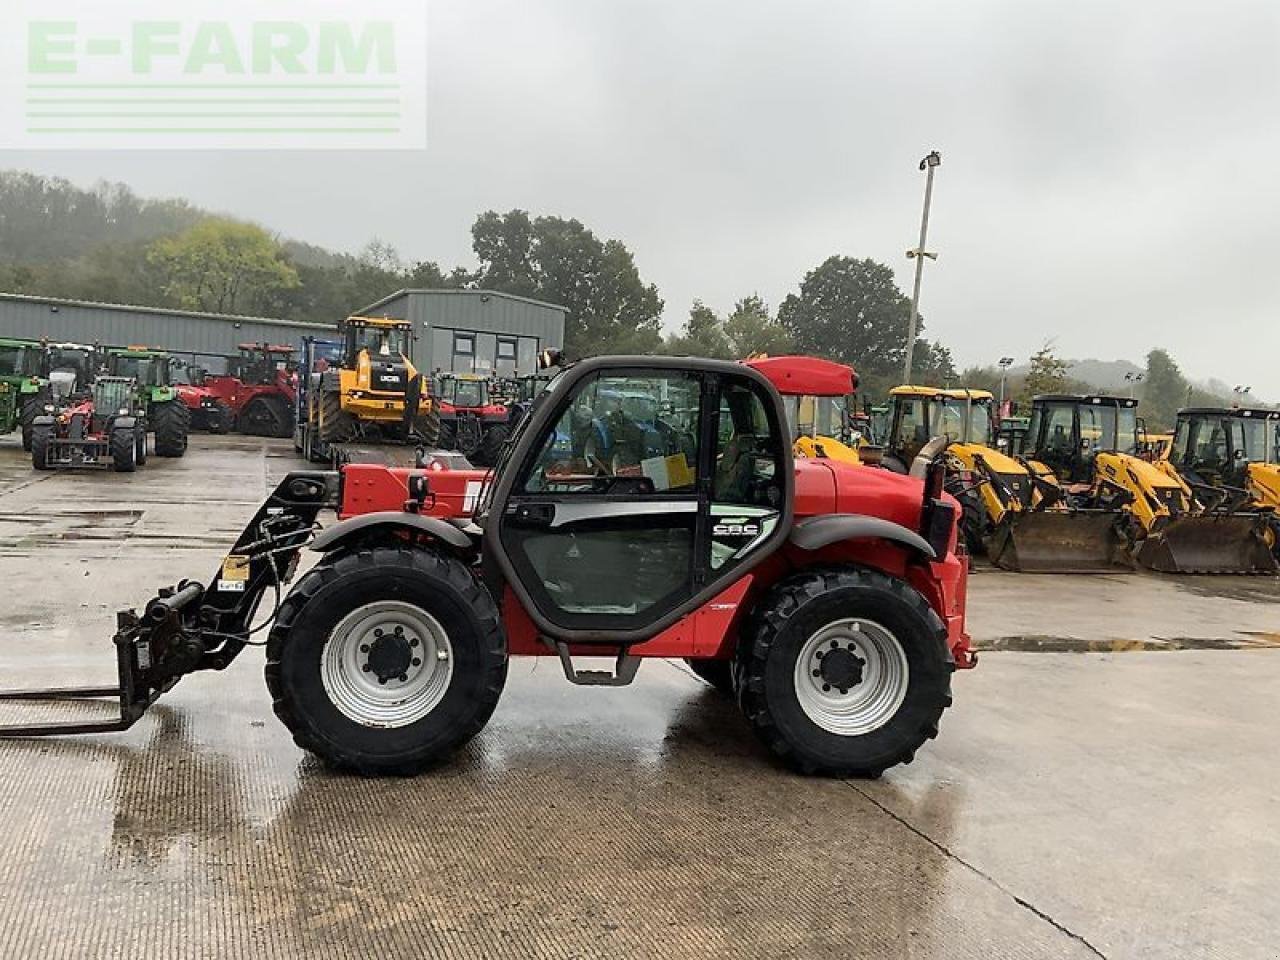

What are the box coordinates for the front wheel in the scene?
[111,427,138,473]
[265,546,508,775]
[152,399,189,457]
[736,567,953,777]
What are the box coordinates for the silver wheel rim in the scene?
[793,618,909,736]
[321,601,453,728]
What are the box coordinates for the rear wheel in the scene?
[265,546,507,775]
[31,423,51,470]
[319,390,357,444]
[412,404,441,448]
[472,423,510,467]
[241,395,292,438]
[21,389,49,452]
[135,424,148,466]
[152,400,189,457]
[736,567,953,777]
[684,658,734,695]
[111,427,138,473]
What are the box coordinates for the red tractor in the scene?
[201,343,297,438]
[0,355,973,779]
[433,373,512,466]
[175,365,233,434]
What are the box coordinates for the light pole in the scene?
[1233,385,1252,407]
[1124,371,1145,399]
[998,356,1015,412]
[903,150,942,384]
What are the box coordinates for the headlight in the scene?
[43,404,55,413]
[118,408,130,416]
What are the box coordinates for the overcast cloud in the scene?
[4,0,1278,388]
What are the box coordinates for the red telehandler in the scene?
[0,355,973,778]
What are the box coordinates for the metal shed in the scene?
[359,289,566,378]
[0,292,332,372]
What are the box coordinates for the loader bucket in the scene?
[988,510,1129,573]
[1134,514,1279,574]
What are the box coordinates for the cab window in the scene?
[523,373,700,494]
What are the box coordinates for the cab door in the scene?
[487,360,791,645]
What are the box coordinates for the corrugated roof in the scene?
[0,291,332,330]
[359,288,568,316]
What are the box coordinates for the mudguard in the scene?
[310,511,473,553]
[790,514,936,559]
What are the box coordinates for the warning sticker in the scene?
[221,555,250,582]
[640,453,695,491]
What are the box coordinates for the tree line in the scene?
[0,170,1252,418]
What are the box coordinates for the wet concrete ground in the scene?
[0,434,1276,959]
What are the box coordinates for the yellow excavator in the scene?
[1161,406,1280,555]
[883,386,1126,571]
[1021,394,1276,574]
[309,315,439,450]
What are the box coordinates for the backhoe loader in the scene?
[1164,406,1280,555]
[883,387,1127,571]
[304,316,438,454]
[1022,395,1276,574]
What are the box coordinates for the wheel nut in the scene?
[812,669,820,677]
[822,683,831,692]
[360,644,370,653]
[412,658,422,667]
[409,638,419,648]
[378,677,387,685]
[362,664,371,673]
[374,629,383,638]
[829,639,838,649]
[399,674,408,682]
[394,626,403,635]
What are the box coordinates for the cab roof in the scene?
[890,385,994,401]
[740,355,856,397]
[346,315,412,328]
[1032,394,1137,408]
[1177,406,1280,420]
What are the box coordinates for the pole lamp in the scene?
[903,150,942,384]
[998,356,1015,411]
[1124,371,1145,399]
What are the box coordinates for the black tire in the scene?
[412,404,441,448]
[241,395,293,438]
[21,389,49,452]
[736,567,953,778]
[152,399,189,457]
[135,424,148,466]
[206,401,233,434]
[437,419,456,452]
[31,423,52,470]
[319,390,357,444]
[265,546,508,776]
[472,424,510,468]
[111,427,138,473]
[684,658,734,695]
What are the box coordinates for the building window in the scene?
[497,338,516,360]
[454,334,475,356]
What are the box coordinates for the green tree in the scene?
[1021,344,1070,402]
[1142,348,1190,432]
[723,295,793,358]
[912,339,957,386]
[662,300,733,359]
[470,210,663,356]
[147,218,299,315]
[777,256,915,383]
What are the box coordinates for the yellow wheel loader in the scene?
[1164,406,1280,558]
[884,387,1127,572]
[307,316,439,452]
[1022,395,1277,574]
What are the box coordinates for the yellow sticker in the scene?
[221,555,250,581]
[665,453,695,489]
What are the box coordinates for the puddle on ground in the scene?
[1165,577,1280,603]
[981,633,1280,652]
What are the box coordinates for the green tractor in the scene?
[105,348,191,457]
[0,338,46,449]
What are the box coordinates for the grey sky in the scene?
[6,0,1279,389]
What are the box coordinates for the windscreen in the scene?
[452,380,487,408]
[1115,406,1138,454]
[1234,418,1270,462]
[0,345,27,376]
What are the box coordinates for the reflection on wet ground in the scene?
[0,434,1276,958]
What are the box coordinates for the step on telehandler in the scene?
[883,386,1126,572]
[1021,394,1277,574]
[0,354,973,778]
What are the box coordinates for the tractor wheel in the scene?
[111,427,138,473]
[438,420,456,452]
[472,424,510,468]
[319,391,357,445]
[241,396,293,438]
[31,423,52,470]
[412,405,441,448]
[135,425,148,466]
[206,401,233,435]
[736,567,953,778]
[152,400,190,458]
[21,389,49,452]
[684,658,734,695]
[266,546,507,775]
